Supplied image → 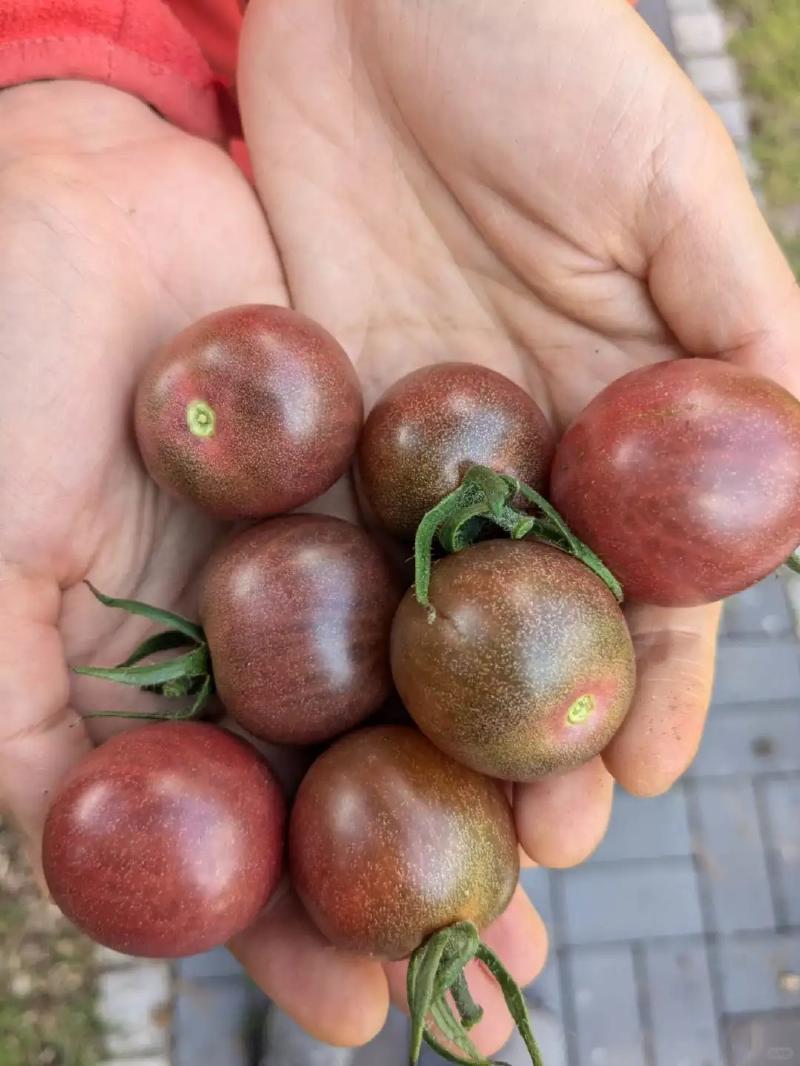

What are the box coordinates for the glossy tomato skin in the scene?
[550,358,800,606]
[200,515,402,744]
[358,362,554,540]
[42,722,285,958]
[135,305,363,519]
[392,539,635,781]
[290,726,518,960]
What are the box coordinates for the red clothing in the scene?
[0,1,640,143]
[0,1,242,141]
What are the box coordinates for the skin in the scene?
[290,726,519,960]
[42,722,285,957]
[392,540,636,781]
[551,358,800,606]
[357,362,554,540]
[4,0,800,1049]
[200,515,402,744]
[135,305,363,519]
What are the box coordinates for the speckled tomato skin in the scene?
[200,515,402,744]
[550,359,800,606]
[391,539,635,781]
[290,726,518,960]
[42,722,285,958]
[357,362,554,540]
[135,305,363,519]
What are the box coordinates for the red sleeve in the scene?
[166,0,242,88]
[0,0,226,141]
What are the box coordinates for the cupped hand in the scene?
[0,79,387,1050]
[237,0,800,1051]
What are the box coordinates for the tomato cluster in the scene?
[42,306,800,1063]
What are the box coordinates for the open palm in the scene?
[236,0,800,1050]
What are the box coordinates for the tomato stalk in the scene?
[407,921,543,1066]
[73,584,215,721]
[413,466,622,616]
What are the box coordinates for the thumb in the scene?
[643,104,800,394]
[0,564,91,881]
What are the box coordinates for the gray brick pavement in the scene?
[644,939,722,1066]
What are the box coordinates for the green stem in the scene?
[412,465,623,609]
[408,930,449,1065]
[81,674,214,723]
[450,973,483,1031]
[73,585,215,723]
[407,923,541,1066]
[84,583,205,642]
[475,944,544,1066]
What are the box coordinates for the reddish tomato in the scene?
[135,305,363,519]
[358,362,553,540]
[391,539,635,781]
[290,726,518,960]
[42,723,285,957]
[200,515,402,744]
[550,359,800,606]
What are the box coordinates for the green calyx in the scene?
[73,584,214,722]
[785,548,800,575]
[407,921,543,1066]
[413,465,623,615]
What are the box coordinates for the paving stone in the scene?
[711,97,750,143]
[738,145,761,185]
[715,932,800,1014]
[760,776,800,927]
[560,860,703,944]
[521,865,555,932]
[590,785,692,863]
[643,939,723,1066]
[685,55,740,98]
[94,945,139,969]
[173,977,253,1066]
[529,952,563,1018]
[712,643,800,704]
[689,778,775,933]
[688,704,800,777]
[176,947,243,981]
[565,946,645,1066]
[668,0,715,11]
[726,1013,800,1066]
[671,11,727,56]
[99,964,171,1058]
[638,0,678,54]
[99,1059,170,1066]
[722,578,793,638]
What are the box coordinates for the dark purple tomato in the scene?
[135,305,363,519]
[391,539,635,781]
[42,722,285,957]
[200,515,402,745]
[290,726,518,960]
[550,358,800,606]
[358,362,554,540]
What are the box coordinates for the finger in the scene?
[603,602,721,796]
[643,91,800,393]
[514,755,615,868]
[0,567,90,880]
[230,890,389,1048]
[384,885,547,1057]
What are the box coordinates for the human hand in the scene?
[236,0,800,1052]
[0,77,390,1051]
